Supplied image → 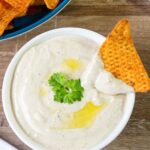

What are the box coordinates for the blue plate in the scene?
[0,0,71,41]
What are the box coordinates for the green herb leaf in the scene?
[48,72,84,104]
[48,72,67,86]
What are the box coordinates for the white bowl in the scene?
[2,28,135,150]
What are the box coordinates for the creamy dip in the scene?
[12,36,132,150]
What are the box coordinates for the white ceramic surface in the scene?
[2,28,135,150]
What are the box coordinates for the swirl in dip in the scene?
[12,35,133,150]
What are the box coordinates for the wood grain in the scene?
[0,0,150,150]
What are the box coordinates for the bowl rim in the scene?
[0,0,71,41]
[2,27,135,150]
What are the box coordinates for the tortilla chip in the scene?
[0,1,17,35]
[99,19,150,92]
[0,9,18,35]
[44,0,59,9]
[4,0,31,17]
[4,0,21,7]
[0,0,10,16]
[0,3,4,17]
[0,0,32,35]
[4,0,33,8]
[6,23,14,30]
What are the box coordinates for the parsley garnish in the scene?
[48,72,84,104]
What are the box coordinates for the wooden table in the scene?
[0,0,150,149]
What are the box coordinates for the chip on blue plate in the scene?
[0,0,70,41]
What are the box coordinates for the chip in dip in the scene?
[12,35,133,150]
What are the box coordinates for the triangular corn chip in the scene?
[0,0,61,35]
[99,19,150,92]
[0,0,32,35]
[44,0,59,9]
[0,1,19,35]
[4,0,32,8]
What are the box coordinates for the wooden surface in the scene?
[0,0,150,149]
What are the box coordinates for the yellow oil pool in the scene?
[63,58,81,71]
[66,102,106,129]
